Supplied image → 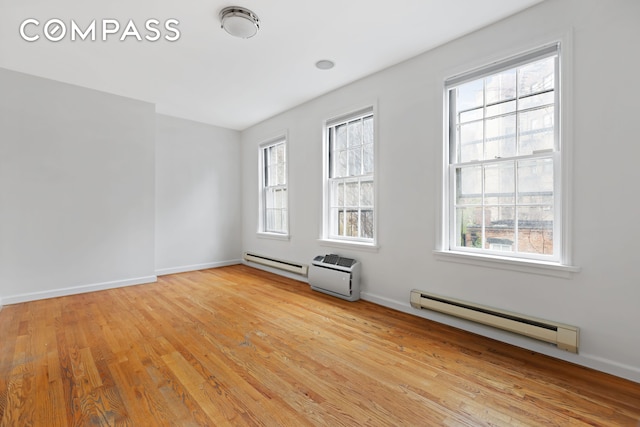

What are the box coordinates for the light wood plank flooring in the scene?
[1,265,639,426]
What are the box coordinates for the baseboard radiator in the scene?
[243,252,308,276]
[410,290,579,353]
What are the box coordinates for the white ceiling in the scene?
[0,0,543,130]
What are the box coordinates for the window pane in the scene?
[348,120,362,148]
[518,106,554,155]
[336,182,344,206]
[363,116,373,145]
[485,206,515,250]
[346,210,359,237]
[274,189,283,208]
[456,166,482,205]
[456,80,483,114]
[265,188,274,208]
[330,181,344,207]
[459,121,483,163]
[360,181,373,207]
[277,164,286,185]
[345,182,358,207]
[273,210,282,231]
[269,165,277,187]
[363,143,374,174]
[337,209,344,236]
[361,210,374,239]
[276,143,285,163]
[518,206,553,254]
[485,114,516,159]
[348,148,362,176]
[335,125,347,150]
[518,56,554,97]
[456,206,483,248]
[517,158,553,204]
[266,209,274,231]
[485,69,516,105]
[484,162,515,205]
[335,150,347,178]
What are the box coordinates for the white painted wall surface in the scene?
[241,0,640,381]
[0,68,156,303]
[155,114,242,275]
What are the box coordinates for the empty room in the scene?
[1,0,640,425]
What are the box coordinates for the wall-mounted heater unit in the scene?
[243,252,308,276]
[410,290,579,353]
[309,254,360,301]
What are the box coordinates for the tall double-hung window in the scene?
[260,138,288,235]
[325,108,375,244]
[445,44,562,263]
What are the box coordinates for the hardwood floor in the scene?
[1,265,639,426]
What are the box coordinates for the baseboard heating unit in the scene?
[410,290,579,353]
[243,252,308,276]
[309,254,361,301]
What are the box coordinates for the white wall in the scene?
[0,70,243,303]
[155,114,242,275]
[241,0,640,382]
[0,68,156,303]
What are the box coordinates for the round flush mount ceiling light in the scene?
[315,59,335,70]
[219,6,260,39]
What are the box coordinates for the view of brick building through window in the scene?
[461,217,553,255]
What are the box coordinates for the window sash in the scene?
[446,46,560,262]
[328,114,374,179]
[260,139,288,234]
[328,176,374,241]
[325,109,375,243]
[445,43,559,89]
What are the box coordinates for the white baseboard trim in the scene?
[361,291,640,384]
[156,259,242,276]
[2,275,158,305]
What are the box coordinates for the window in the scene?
[445,44,562,263]
[324,108,375,244]
[259,138,288,235]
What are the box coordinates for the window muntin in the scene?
[447,46,559,262]
[261,139,287,234]
[326,111,374,242]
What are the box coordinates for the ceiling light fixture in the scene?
[219,6,260,39]
[315,60,335,70]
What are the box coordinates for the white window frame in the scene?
[437,41,579,277]
[258,136,289,238]
[321,106,377,248]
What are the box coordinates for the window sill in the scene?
[318,238,379,253]
[257,232,290,241]
[433,250,580,279]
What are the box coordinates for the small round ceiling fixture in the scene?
[315,60,335,70]
[219,6,260,39]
